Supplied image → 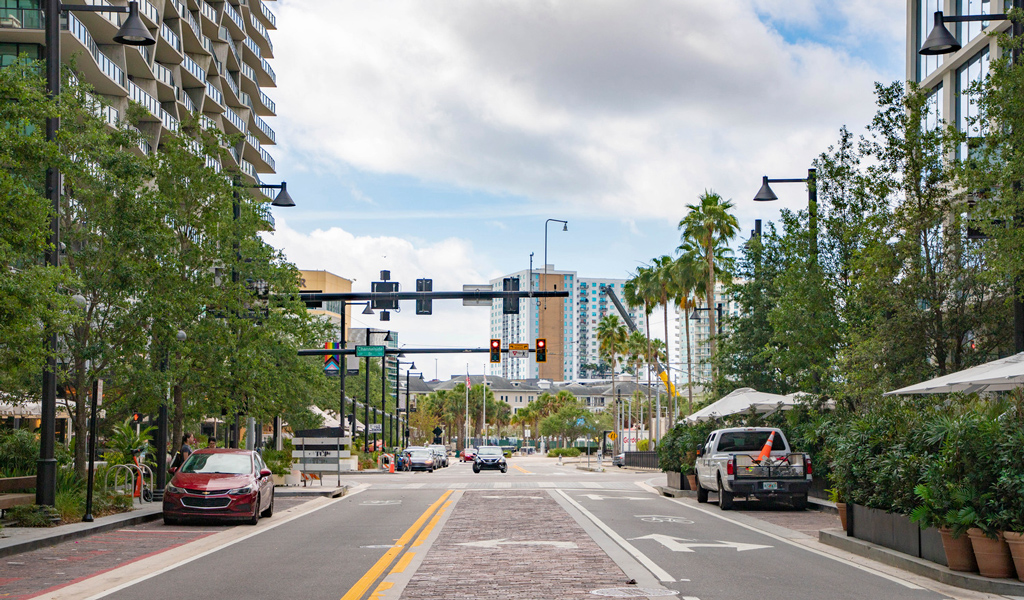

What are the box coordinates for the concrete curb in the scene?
[0,505,163,559]
[819,529,1024,596]
[274,485,348,498]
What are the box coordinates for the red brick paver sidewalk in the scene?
[401,490,632,600]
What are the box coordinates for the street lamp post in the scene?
[754,168,817,257]
[38,0,155,507]
[155,329,186,501]
[542,219,568,309]
[396,360,415,448]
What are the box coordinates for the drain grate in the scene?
[590,588,679,597]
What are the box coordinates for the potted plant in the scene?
[995,412,1024,582]
[827,487,848,532]
[951,487,1015,579]
[911,482,976,572]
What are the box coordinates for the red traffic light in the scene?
[536,339,546,349]
[490,339,501,349]
[490,339,501,363]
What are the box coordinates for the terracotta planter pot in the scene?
[967,528,1016,579]
[686,474,697,491]
[1004,531,1024,583]
[940,528,978,572]
[836,503,848,532]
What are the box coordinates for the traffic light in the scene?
[416,278,433,315]
[131,412,140,424]
[502,277,519,314]
[490,339,501,363]
[535,338,547,362]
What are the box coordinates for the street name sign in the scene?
[355,345,386,358]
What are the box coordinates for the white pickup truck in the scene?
[694,427,812,510]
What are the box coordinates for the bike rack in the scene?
[105,463,154,502]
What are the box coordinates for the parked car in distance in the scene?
[613,453,625,468]
[163,449,275,525]
[428,445,449,468]
[694,427,811,510]
[460,447,477,462]
[473,446,507,473]
[407,448,436,472]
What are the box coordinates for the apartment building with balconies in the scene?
[0,0,279,191]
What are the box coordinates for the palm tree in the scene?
[667,249,705,415]
[679,190,739,368]
[597,314,628,430]
[624,266,659,432]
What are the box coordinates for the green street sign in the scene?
[355,345,386,358]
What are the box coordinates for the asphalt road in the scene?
[14,456,982,600]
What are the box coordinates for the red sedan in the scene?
[460,447,477,462]
[163,449,275,525]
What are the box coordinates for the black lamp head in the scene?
[753,176,778,202]
[361,303,374,315]
[114,1,157,46]
[920,11,961,55]
[271,181,295,207]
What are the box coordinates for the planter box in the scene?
[850,504,946,567]
[665,471,691,490]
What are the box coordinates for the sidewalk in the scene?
[653,484,1024,597]
[0,482,351,559]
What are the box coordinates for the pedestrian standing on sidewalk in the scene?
[170,433,195,471]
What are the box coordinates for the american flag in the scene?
[465,375,471,386]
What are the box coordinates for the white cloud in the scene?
[272,0,896,222]
[269,219,498,380]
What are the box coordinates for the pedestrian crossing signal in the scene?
[490,339,501,363]
[536,338,547,362]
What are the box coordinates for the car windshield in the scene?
[478,447,502,456]
[180,453,252,475]
[409,450,431,457]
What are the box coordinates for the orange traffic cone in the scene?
[755,431,776,463]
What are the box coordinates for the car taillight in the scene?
[727,460,734,476]
[806,456,812,475]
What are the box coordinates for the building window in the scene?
[924,84,943,132]
[957,47,989,161]
[958,0,992,44]
[918,0,943,81]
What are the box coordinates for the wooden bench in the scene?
[0,476,36,513]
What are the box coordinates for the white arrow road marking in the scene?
[456,538,578,549]
[581,494,652,501]
[631,534,772,553]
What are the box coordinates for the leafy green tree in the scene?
[596,314,627,408]
[0,60,78,395]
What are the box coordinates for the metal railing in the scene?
[259,1,276,28]
[223,1,244,30]
[64,13,126,88]
[177,87,196,113]
[160,108,180,133]
[160,22,181,53]
[183,54,206,82]
[225,106,246,132]
[128,80,160,116]
[201,1,217,23]
[153,62,174,87]
[205,80,224,106]
[253,113,275,143]
[624,451,660,470]
[259,90,275,114]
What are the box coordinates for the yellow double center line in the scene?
[340,490,453,600]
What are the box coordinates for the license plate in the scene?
[762,481,778,490]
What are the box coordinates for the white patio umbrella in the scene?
[685,387,801,423]
[884,351,1024,395]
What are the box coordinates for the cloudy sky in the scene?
[264,0,906,381]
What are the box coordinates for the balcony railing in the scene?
[253,114,275,143]
[87,93,118,126]
[136,43,150,65]
[240,61,256,82]
[200,115,217,131]
[249,13,272,53]
[160,108,180,133]
[259,90,275,114]
[183,54,206,81]
[160,22,181,53]
[205,155,222,172]
[243,36,261,59]
[182,5,202,40]
[201,1,216,22]
[240,159,258,181]
[225,106,245,132]
[259,1,276,28]
[259,146,275,171]
[128,80,160,116]
[203,35,215,56]
[154,62,175,87]
[64,14,126,87]
[177,88,196,113]
[223,1,244,30]
[259,57,275,84]
[138,0,158,23]
[223,71,240,98]
[206,81,224,106]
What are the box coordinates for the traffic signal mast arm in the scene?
[297,347,538,356]
[299,289,568,306]
[602,287,675,396]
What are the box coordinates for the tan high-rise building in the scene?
[299,269,353,342]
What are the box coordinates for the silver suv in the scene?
[428,445,449,468]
